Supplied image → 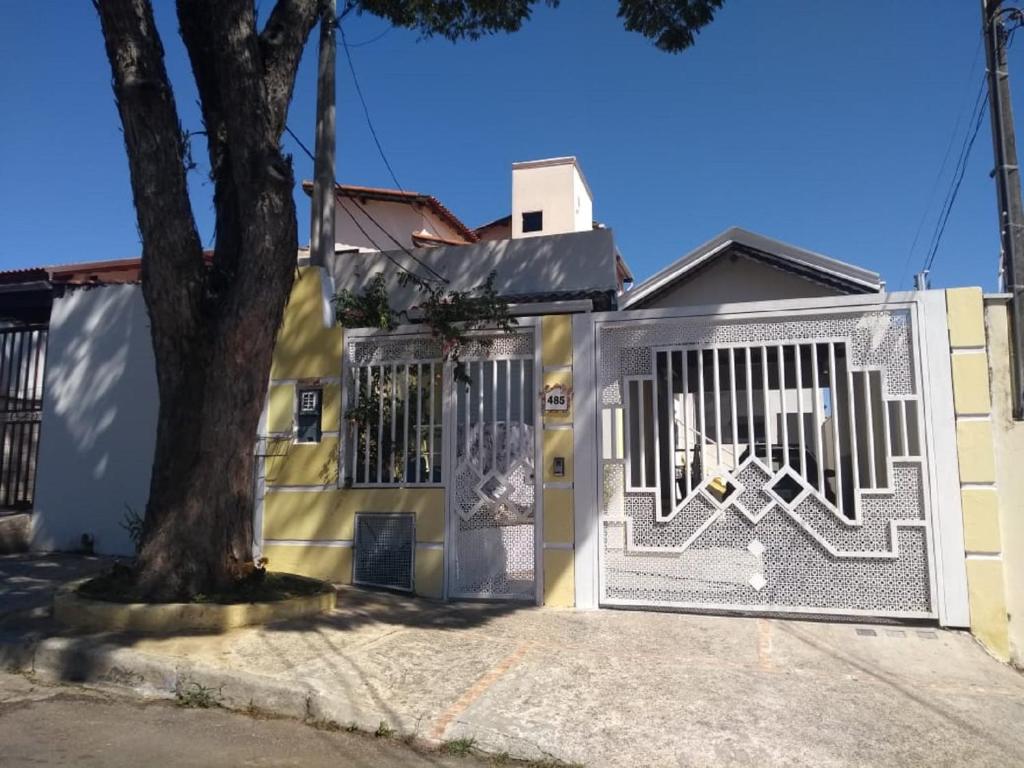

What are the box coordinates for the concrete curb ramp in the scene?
[54,578,336,633]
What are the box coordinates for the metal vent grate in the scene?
[354,513,414,591]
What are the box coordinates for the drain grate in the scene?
[354,513,415,591]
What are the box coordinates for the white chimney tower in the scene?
[511,157,593,239]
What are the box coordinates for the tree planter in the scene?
[54,575,335,634]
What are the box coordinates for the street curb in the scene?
[0,634,427,742]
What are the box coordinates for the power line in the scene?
[347,24,393,48]
[336,20,405,192]
[899,38,985,289]
[283,124,448,285]
[922,84,990,275]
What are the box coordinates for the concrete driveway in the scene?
[114,588,1024,768]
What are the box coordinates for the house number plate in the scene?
[544,385,570,412]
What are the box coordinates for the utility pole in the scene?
[310,0,336,268]
[983,0,1024,418]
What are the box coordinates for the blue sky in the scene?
[0,1,1013,290]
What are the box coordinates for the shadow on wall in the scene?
[31,284,158,556]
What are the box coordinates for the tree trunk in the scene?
[96,0,320,600]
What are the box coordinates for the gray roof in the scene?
[326,228,618,311]
[620,227,883,309]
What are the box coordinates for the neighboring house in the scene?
[9,156,1021,667]
[303,181,478,251]
[0,258,155,552]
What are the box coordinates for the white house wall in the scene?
[334,198,463,251]
[31,284,157,556]
[631,253,841,309]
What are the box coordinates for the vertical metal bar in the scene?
[863,370,876,488]
[761,345,771,463]
[712,349,722,467]
[778,344,789,467]
[17,421,29,503]
[477,361,484,473]
[637,378,647,485]
[362,368,371,482]
[843,345,861,505]
[0,333,9,411]
[389,364,397,480]
[11,331,24,411]
[795,344,806,479]
[376,365,385,483]
[404,364,411,480]
[745,346,755,455]
[32,330,45,407]
[429,362,436,481]
[9,422,23,504]
[828,343,844,512]
[666,350,676,508]
[697,349,706,478]
[900,400,910,456]
[681,350,691,496]
[463,366,470,464]
[880,375,892,485]
[351,369,360,482]
[520,357,527,436]
[505,359,511,474]
[728,347,739,466]
[650,367,662,497]
[416,364,424,483]
[491,358,498,477]
[811,343,825,493]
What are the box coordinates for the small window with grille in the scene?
[347,363,443,485]
[296,387,322,443]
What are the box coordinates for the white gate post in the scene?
[919,290,971,627]
[572,314,599,609]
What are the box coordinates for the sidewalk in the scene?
[2,558,1024,767]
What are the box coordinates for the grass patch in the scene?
[441,737,477,757]
[174,681,220,709]
[78,565,330,605]
[374,721,395,739]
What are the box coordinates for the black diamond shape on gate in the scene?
[767,467,808,508]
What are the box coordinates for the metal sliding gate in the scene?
[596,303,941,619]
[0,326,46,510]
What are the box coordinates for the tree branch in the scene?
[259,0,321,137]
[94,0,205,362]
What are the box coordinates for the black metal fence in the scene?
[0,326,47,510]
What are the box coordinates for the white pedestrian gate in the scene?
[594,298,957,619]
[446,330,539,600]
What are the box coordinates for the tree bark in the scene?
[95,0,320,600]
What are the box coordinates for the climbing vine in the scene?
[333,270,517,387]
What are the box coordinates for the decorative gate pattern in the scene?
[448,332,537,600]
[597,309,937,618]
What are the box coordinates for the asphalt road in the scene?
[0,671,494,767]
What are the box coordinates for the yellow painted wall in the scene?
[262,544,353,584]
[415,546,444,599]
[264,437,340,486]
[263,488,445,542]
[539,314,576,608]
[948,289,1010,662]
[271,266,342,380]
[543,549,574,608]
[983,300,1024,666]
[542,315,572,366]
[543,487,574,545]
[542,429,574,484]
